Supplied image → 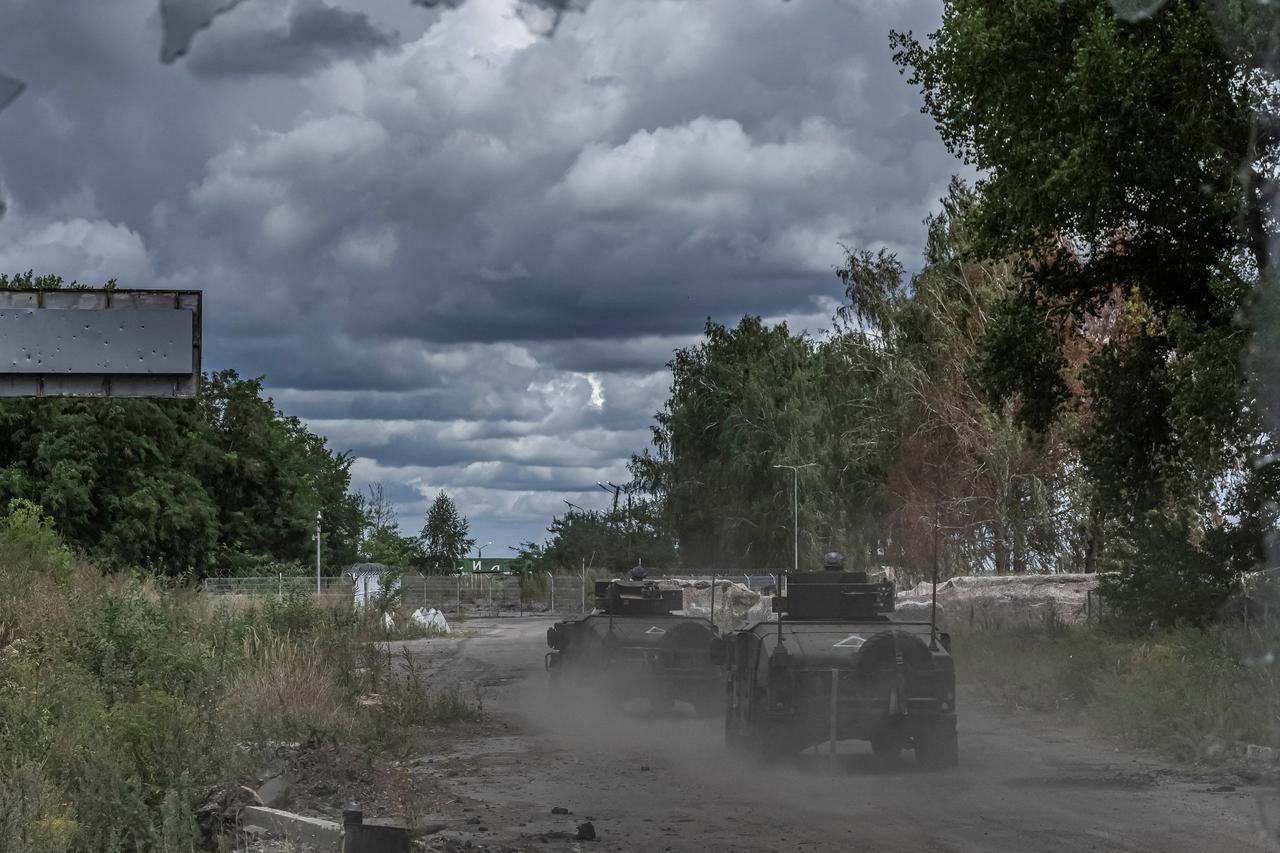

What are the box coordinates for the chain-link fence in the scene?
[201,570,787,618]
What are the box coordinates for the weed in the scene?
[959,620,1280,764]
[0,500,467,852]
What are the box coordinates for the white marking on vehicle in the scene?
[645,626,667,635]
[833,634,865,648]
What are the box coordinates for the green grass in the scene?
[957,618,1280,764]
[0,499,482,853]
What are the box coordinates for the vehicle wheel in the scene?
[915,728,958,769]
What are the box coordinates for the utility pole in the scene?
[597,481,621,514]
[315,510,322,594]
[598,481,632,563]
[773,463,816,572]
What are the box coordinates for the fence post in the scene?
[546,571,554,614]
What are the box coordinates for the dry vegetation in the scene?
[957,617,1280,765]
[0,499,478,853]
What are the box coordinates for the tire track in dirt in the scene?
[393,618,1278,853]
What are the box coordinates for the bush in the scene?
[0,501,478,852]
[959,620,1280,764]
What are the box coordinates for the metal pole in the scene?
[581,558,586,613]
[829,667,839,772]
[315,510,321,594]
[546,571,554,613]
[710,572,716,628]
[793,470,799,573]
[772,463,814,574]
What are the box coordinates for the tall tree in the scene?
[891,0,1280,622]
[419,491,475,574]
[633,317,833,569]
[357,483,420,567]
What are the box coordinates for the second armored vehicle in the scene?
[714,554,958,767]
[546,572,722,714]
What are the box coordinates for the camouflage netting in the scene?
[895,574,1103,630]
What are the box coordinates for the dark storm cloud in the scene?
[185,0,396,78]
[0,0,956,547]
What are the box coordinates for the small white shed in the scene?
[345,563,399,609]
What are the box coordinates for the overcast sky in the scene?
[0,0,959,556]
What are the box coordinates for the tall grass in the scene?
[957,617,1280,764]
[0,499,478,853]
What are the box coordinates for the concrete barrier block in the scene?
[241,805,341,849]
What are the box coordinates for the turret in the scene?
[772,552,895,620]
[593,578,683,616]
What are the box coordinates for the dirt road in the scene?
[392,617,1278,853]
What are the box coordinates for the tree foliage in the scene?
[356,483,421,568]
[516,494,676,576]
[419,491,474,573]
[885,0,1280,624]
[0,270,364,577]
[0,369,362,577]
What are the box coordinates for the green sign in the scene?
[455,557,523,574]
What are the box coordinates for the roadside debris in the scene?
[575,821,596,841]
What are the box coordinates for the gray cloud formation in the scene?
[185,0,397,77]
[0,0,956,549]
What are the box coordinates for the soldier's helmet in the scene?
[629,564,648,581]
[822,552,845,571]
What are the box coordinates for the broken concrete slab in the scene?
[241,805,341,848]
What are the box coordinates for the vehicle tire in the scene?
[915,727,958,769]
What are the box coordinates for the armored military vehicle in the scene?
[713,553,957,767]
[545,570,721,714]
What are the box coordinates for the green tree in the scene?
[633,316,833,569]
[518,495,677,576]
[419,491,474,573]
[891,0,1280,623]
[0,271,365,576]
[356,483,420,567]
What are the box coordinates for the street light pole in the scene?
[772,463,816,573]
[315,510,322,594]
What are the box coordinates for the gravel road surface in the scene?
[391,617,1278,853]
